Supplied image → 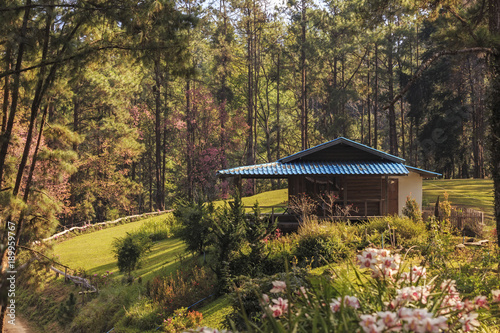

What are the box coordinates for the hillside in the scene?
[53,213,186,280]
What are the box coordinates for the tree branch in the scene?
[383,47,492,110]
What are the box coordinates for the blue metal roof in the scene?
[217,161,409,178]
[406,165,442,178]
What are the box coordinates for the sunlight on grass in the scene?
[213,188,288,213]
[423,179,494,220]
[53,213,186,280]
[199,295,233,330]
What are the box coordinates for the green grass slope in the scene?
[53,213,186,280]
[422,179,494,220]
[214,188,288,213]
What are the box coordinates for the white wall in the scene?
[395,171,423,215]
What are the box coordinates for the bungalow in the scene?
[217,137,440,218]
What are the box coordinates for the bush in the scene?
[174,200,214,255]
[149,265,216,315]
[295,235,348,267]
[294,219,355,267]
[57,293,77,324]
[137,213,178,241]
[113,232,152,277]
[226,269,310,331]
[162,308,204,333]
[365,216,428,249]
[402,196,423,223]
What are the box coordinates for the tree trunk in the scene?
[0,0,32,187]
[387,33,398,156]
[1,46,11,134]
[488,0,500,245]
[153,58,164,209]
[300,0,308,150]
[374,43,379,150]
[367,50,371,146]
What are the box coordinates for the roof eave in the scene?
[406,165,441,178]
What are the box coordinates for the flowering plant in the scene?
[228,248,500,332]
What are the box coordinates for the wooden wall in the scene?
[288,175,395,216]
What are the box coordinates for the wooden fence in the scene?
[422,205,484,236]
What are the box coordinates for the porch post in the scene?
[232,175,242,195]
[385,175,389,215]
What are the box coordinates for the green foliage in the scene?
[233,248,500,333]
[293,219,361,267]
[57,293,77,325]
[402,196,423,223]
[210,193,246,291]
[113,232,152,277]
[174,200,214,254]
[120,298,162,331]
[137,213,179,241]
[226,269,310,331]
[162,308,204,333]
[365,216,429,249]
[439,192,452,228]
[295,235,348,267]
[149,265,216,315]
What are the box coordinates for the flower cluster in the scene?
[330,295,360,312]
[390,285,432,308]
[357,248,401,279]
[360,308,448,333]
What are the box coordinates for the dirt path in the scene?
[3,316,33,333]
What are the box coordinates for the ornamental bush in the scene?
[365,216,428,249]
[112,232,152,277]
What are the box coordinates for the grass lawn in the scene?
[422,179,494,220]
[53,213,186,281]
[199,295,233,329]
[215,188,288,213]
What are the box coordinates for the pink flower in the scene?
[330,295,360,312]
[344,296,360,309]
[460,312,480,332]
[492,290,500,302]
[473,295,489,309]
[376,311,400,330]
[359,314,380,333]
[261,294,270,305]
[330,298,341,312]
[269,297,288,317]
[270,281,287,293]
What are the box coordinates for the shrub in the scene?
[162,308,204,333]
[402,196,423,223]
[226,269,310,331]
[210,194,246,291]
[149,265,216,315]
[174,200,214,255]
[112,232,152,277]
[295,235,348,267]
[57,293,77,324]
[365,216,428,249]
[294,219,355,267]
[137,213,179,241]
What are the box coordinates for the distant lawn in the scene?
[422,179,494,220]
[215,188,288,213]
[53,213,186,281]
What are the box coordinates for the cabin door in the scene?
[387,178,399,215]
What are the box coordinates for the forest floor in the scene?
[3,316,33,333]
